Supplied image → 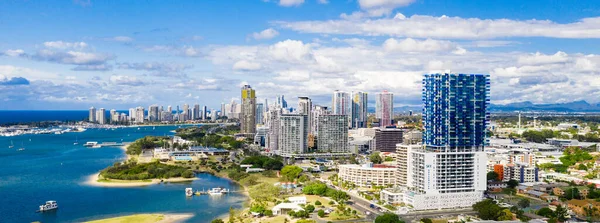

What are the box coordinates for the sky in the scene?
[1,0,600,110]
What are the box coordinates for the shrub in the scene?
[305,204,315,213]
[317,209,326,218]
[315,200,322,205]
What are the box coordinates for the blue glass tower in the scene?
[422,73,490,151]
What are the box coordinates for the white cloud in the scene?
[43,41,88,49]
[382,38,458,53]
[109,75,145,86]
[110,36,134,42]
[517,51,569,65]
[317,0,328,4]
[140,45,202,57]
[34,49,112,65]
[268,39,313,63]
[358,0,416,17]
[275,70,310,81]
[233,60,263,71]
[279,0,304,7]
[276,15,600,39]
[251,28,280,40]
[3,49,25,57]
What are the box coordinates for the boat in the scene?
[39,201,58,212]
[84,142,98,147]
[208,187,228,195]
[9,140,14,149]
[18,142,24,151]
[185,188,193,197]
[73,136,79,145]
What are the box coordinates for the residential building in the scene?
[256,103,264,125]
[374,128,403,152]
[403,130,422,144]
[135,106,145,123]
[96,108,106,124]
[203,106,208,120]
[405,73,489,211]
[376,90,393,127]
[276,114,308,157]
[241,85,257,134]
[297,97,312,132]
[338,163,397,187]
[503,163,539,183]
[193,104,200,120]
[211,109,217,121]
[128,108,136,122]
[351,91,368,129]
[381,187,404,205]
[267,108,281,153]
[148,105,159,122]
[89,107,96,122]
[183,104,190,120]
[332,90,350,116]
[310,105,329,136]
[317,115,348,153]
[110,109,118,123]
[396,144,420,187]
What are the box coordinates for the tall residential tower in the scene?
[376,90,393,127]
[351,91,368,128]
[241,85,257,133]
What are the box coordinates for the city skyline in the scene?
[2,1,600,110]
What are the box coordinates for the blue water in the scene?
[0,126,245,223]
[0,110,95,124]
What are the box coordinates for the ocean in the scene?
[0,110,103,124]
[0,125,245,223]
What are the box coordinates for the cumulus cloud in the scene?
[276,15,600,39]
[250,28,280,40]
[268,40,313,63]
[140,45,202,57]
[72,64,113,71]
[382,38,458,53]
[109,75,145,86]
[517,51,569,65]
[279,0,304,7]
[2,49,25,57]
[33,49,113,65]
[358,0,416,17]
[233,60,263,71]
[0,77,30,85]
[43,41,88,49]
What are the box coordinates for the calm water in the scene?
[0,126,245,223]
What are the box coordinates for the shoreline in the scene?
[84,172,199,188]
[84,213,194,223]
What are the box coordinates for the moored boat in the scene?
[39,201,58,212]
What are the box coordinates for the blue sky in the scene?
[1,0,600,110]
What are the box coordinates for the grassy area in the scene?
[324,211,360,221]
[432,219,449,223]
[85,214,164,223]
[97,179,152,183]
[306,195,333,208]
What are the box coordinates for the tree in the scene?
[249,183,281,203]
[518,198,530,209]
[305,204,315,213]
[472,199,503,220]
[497,209,513,221]
[537,207,554,218]
[328,190,350,203]
[578,163,589,170]
[280,165,303,181]
[420,218,433,223]
[487,171,500,181]
[375,213,404,223]
[564,187,581,200]
[507,179,519,189]
[370,152,383,164]
[554,205,569,222]
[228,207,235,223]
[317,209,326,218]
[212,219,225,223]
[303,182,328,195]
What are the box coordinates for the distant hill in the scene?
[489,100,600,112]
[370,100,600,113]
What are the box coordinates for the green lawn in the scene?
[85,214,164,223]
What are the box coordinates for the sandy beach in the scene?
[84,172,198,188]
[85,213,194,223]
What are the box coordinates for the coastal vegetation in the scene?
[126,136,170,155]
[100,160,195,180]
[176,126,243,150]
[240,156,284,170]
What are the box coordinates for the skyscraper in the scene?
[277,114,308,156]
[167,106,172,113]
[193,104,200,120]
[376,90,393,127]
[128,108,136,122]
[183,104,190,121]
[267,108,281,152]
[89,107,96,122]
[110,109,118,123]
[317,114,349,153]
[256,103,264,125]
[405,73,489,210]
[276,95,287,108]
[332,90,350,116]
[241,85,257,134]
[310,105,329,135]
[351,91,368,128]
[220,103,225,118]
[148,105,159,122]
[203,106,208,120]
[297,97,312,132]
[136,106,145,123]
[96,108,106,124]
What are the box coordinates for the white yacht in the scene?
[185,188,193,197]
[9,140,14,149]
[39,201,58,212]
[208,187,228,195]
[84,142,98,147]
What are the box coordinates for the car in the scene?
[369,204,375,208]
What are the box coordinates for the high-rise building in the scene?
[264,99,269,112]
[89,107,97,122]
[351,91,368,129]
[332,90,350,116]
[203,106,208,120]
[317,114,349,153]
[405,73,489,210]
[96,108,106,124]
[211,109,217,121]
[395,144,420,187]
[193,104,200,120]
[256,103,264,125]
[167,106,172,113]
[148,105,159,122]
[241,85,257,134]
[310,105,329,136]
[183,104,190,121]
[267,108,282,152]
[374,128,403,152]
[110,109,118,123]
[277,114,308,157]
[276,95,287,108]
[376,90,393,127]
[135,106,145,123]
[128,108,136,122]
[297,97,312,132]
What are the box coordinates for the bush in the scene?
[211,219,224,223]
[305,204,315,213]
[315,200,322,205]
[329,201,335,205]
[264,210,273,217]
[182,170,195,178]
[100,161,192,180]
[317,209,326,218]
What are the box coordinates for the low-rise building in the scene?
[380,187,404,205]
[288,196,307,205]
[503,163,539,183]
[338,163,396,187]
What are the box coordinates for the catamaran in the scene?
[39,201,58,212]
